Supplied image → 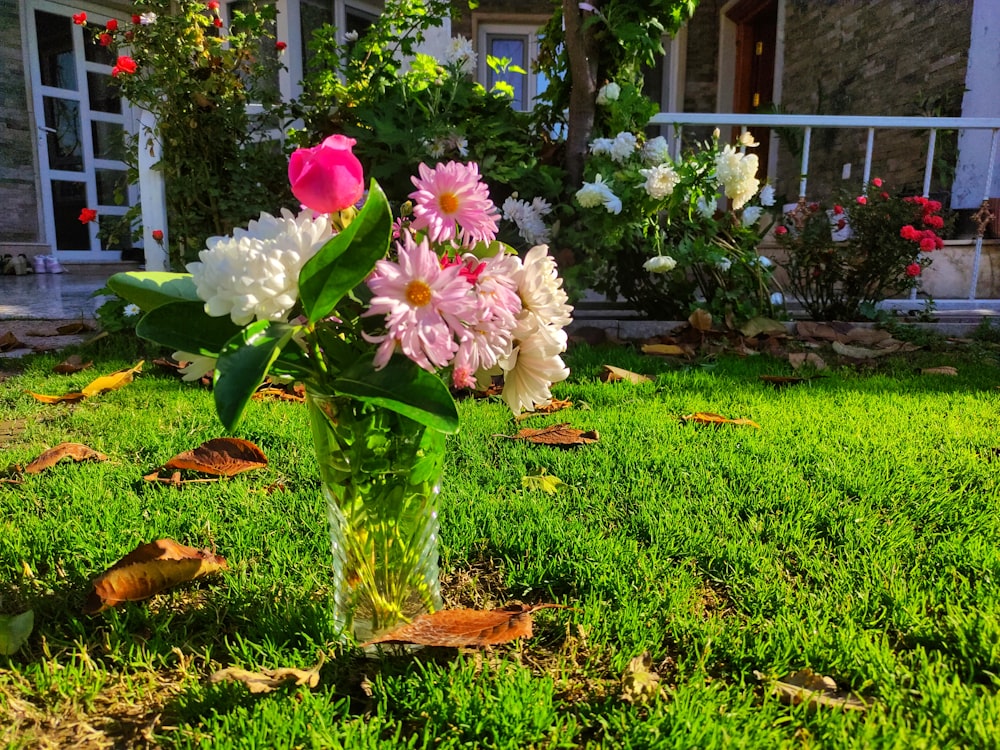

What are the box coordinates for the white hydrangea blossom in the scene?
[716,257,732,272]
[575,174,622,215]
[643,255,677,273]
[445,35,477,76]
[608,132,638,163]
[502,196,552,245]
[759,184,776,207]
[596,82,621,105]
[715,145,759,210]
[741,205,764,226]
[696,195,718,219]
[642,136,671,165]
[187,209,334,326]
[589,138,614,157]
[639,163,680,200]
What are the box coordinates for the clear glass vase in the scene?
[306,389,445,643]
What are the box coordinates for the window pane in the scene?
[35,11,77,90]
[345,6,376,37]
[228,1,279,99]
[43,97,84,171]
[87,72,121,113]
[84,26,116,65]
[98,215,131,251]
[488,37,527,110]
[50,180,90,251]
[96,168,127,204]
[300,0,335,70]
[91,121,125,161]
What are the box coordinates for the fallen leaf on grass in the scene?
[754,668,868,712]
[681,412,761,429]
[740,317,787,338]
[620,652,662,704]
[514,398,573,421]
[0,610,34,655]
[641,343,690,357]
[53,355,93,374]
[501,423,600,447]
[0,418,28,445]
[24,443,108,474]
[56,322,95,335]
[81,360,144,397]
[0,331,26,352]
[921,366,958,376]
[788,352,827,371]
[27,390,87,404]
[522,468,567,495]
[84,538,228,614]
[831,341,882,359]
[361,603,572,648]
[600,365,651,384]
[161,438,268,477]
[759,375,807,387]
[210,654,324,694]
[252,382,306,402]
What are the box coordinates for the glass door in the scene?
[27,1,134,262]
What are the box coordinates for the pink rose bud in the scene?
[288,134,365,214]
[872,177,883,188]
[774,225,788,236]
[856,196,867,205]
[152,229,164,242]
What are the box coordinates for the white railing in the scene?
[648,112,1000,302]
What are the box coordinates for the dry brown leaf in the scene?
[161,437,268,477]
[84,538,228,614]
[641,343,690,357]
[252,383,306,402]
[620,652,662,704]
[921,366,959,376]
[832,341,887,359]
[688,309,713,332]
[0,331,26,353]
[56,322,95,335]
[210,655,324,694]
[681,412,761,429]
[53,355,93,375]
[81,361,144,398]
[795,322,839,340]
[504,423,600,447]
[600,365,651,384]
[789,352,827,371]
[24,443,108,474]
[759,375,807,387]
[361,603,571,648]
[755,668,868,712]
[842,327,893,346]
[740,317,787,338]
[514,398,573,421]
[28,391,87,404]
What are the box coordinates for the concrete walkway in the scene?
[0,267,118,321]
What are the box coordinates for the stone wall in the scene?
[776,0,972,202]
[0,0,41,244]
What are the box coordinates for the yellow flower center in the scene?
[438,191,459,215]
[406,279,432,307]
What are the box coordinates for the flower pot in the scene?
[306,389,445,643]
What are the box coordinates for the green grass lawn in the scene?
[2,333,999,748]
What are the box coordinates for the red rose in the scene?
[808,202,819,211]
[151,229,164,242]
[919,237,936,252]
[924,214,944,229]
[934,236,944,250]
[900,224,920,241]
[880,191,889,200]
[207,0,220,9]
[872,177,883,188]
[106,18,118,31]
[79,207,98,223]
[213,17,223,27]
[99,33,112,46]
[905,262,921,277]
[72,12,87,24]
[837,218,847,230]
[926,200,942,213]
[833,204,844,215]
[275,41,287,51]
[775,225,788,236]
[132,14,141,23]
[111,55,137,77]
[856,196,867,205]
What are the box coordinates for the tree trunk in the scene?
[563,0,600,186]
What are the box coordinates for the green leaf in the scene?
[332,354,459,434]
[214,321,299,430]
[522,468,567,495]
[298,180,392,323]
[106,272,200,311]
[136,301,243,356]
[0,610,34,655]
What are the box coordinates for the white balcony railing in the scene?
[648,112,1000,302]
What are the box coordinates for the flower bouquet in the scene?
[108,135,572,641]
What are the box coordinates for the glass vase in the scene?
[306,389,445,643]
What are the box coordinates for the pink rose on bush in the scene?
[774,225,788,236]
[856,196,867,205]
[289,134,366,214]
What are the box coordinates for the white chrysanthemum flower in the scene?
[344,30,359,42]
[514,245,573,334]
[576,173,621,214]
[715,145,759,210]
[123,303,141,318]
[445,35,477,76]
[187,209,334,326]
[499,328,570,414]
[139,12,156,24]
[642,136,670,164]
[609,132,638,163]
[589,138,614,157]
[696,195,718,219]
[742,205,764,226]
[502,196,552,246]
[643,255,677,273]
[759,184,776,207]
[173,351,216,382]
[639,163,680,200]
[716,257,732,272]
[596,82,621,105]
[738,131,759,148]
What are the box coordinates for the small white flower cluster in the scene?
[589,132,638,164]
[575,174,622,215]
[642,136,671,165]
[502,195,553,245]
[638,163,680,200]
[596,82,620,105]
[714,144,760,210]
[187,209,333,326]
[424,133,469,159]
[444,35,477,76]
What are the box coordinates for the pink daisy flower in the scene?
[408,161,499,245]
[365,233,479,371]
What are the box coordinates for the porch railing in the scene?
[647,112,1000,302]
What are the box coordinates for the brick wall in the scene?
[0,0,41,243]
[776,0,972,202]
